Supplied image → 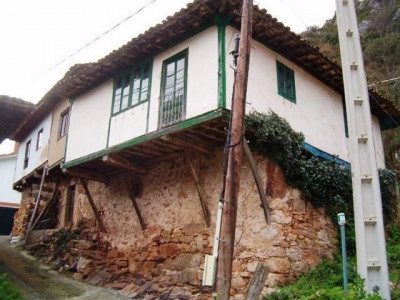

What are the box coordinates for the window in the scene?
[36,128,43,150]
[59,108,70,139]
[23,140,31,169]
[276,61,296,103]
[112,63,151,115]
[160,50,187,127]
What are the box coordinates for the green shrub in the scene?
[262,260,383,300]
[0,274,24,300]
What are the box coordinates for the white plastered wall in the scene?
[0,155,21,203]
[225,26,388,164]
[65,80,113,163]
[147,26,219,132]
[14,113,52,182]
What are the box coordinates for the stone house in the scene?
[9,0,400,297]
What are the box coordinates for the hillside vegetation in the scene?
[301,0,400,177]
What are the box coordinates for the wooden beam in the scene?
[145,151,183,166]
[244,263,269,300]
[170,136,213,154]
[243,141,271,224]
[102,154,146,174]
[80,178,107,233]
[185,151,211,227]
[63,168,108,184]
[123,175,146,230]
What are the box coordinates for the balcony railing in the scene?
[160,88,185,127]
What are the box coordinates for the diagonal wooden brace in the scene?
[185,151,211,227]
[80,178,107,233]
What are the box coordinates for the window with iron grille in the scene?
[277,61,296,103]
[112,62,151,115]
[160,50,187,127]
[59,108,70,139]
[23,140,31,169]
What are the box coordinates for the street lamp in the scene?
[337,213,348,293]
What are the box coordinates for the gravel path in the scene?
[0,236,127,300]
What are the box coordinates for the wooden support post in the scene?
[124,175,146,230]
[31,183,59,230]
[185,151,211,227]
[244,263,269,300]
[216,0,253,298]
[243,141,271,224]
[26,164,47,238]
[80,178,107,233]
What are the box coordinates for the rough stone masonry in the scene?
[15,149,336,298]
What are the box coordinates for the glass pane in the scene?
[113,98,121,114]
[165,75,175,89]
[132,91,139,105]
[177,57,185,71]
[133,77,141,91]
[166,62,175,76]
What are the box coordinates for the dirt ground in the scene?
[0,236,127,300]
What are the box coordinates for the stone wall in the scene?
[67,148,336,297]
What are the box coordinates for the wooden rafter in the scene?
[63,168,108,184]
[102,154,146,174]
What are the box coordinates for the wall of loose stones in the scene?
[70,148,336,295]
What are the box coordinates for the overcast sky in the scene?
[0,0,336,154]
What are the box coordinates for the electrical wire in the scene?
[368,76,400,87]
[39,0,159,76]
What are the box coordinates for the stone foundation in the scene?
[16,149,336,298]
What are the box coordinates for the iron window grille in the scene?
[159,50,188,128]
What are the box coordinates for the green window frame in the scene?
[159,49,188,128]
[112,61,151,115]
[276,61,296,103]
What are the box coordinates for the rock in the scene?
[182,223,203,235]
[267,258,290,274]
[238,250,254,259]
[231,276,247,290]
[164,253,202,271]
[115,267,129,275]
[291,261,309,274]
[159,243,180,257]
[292,198,305,212]
[110,282,128,290]
[73,272,83,281]
[86,269,111,286]
[128,258,139,274]
[246,261,258,273]
[107,248,120,259]
[76,257,95,276]
[116,259,128,267]
[75,240,94,250]
[286,246,303,262]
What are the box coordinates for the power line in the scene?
[40,0,159,76]
[368,76,400,87]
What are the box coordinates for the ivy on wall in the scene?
[245,111,399,226]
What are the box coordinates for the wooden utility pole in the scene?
[216,0,253,298]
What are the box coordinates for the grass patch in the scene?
[0,273,24,300]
